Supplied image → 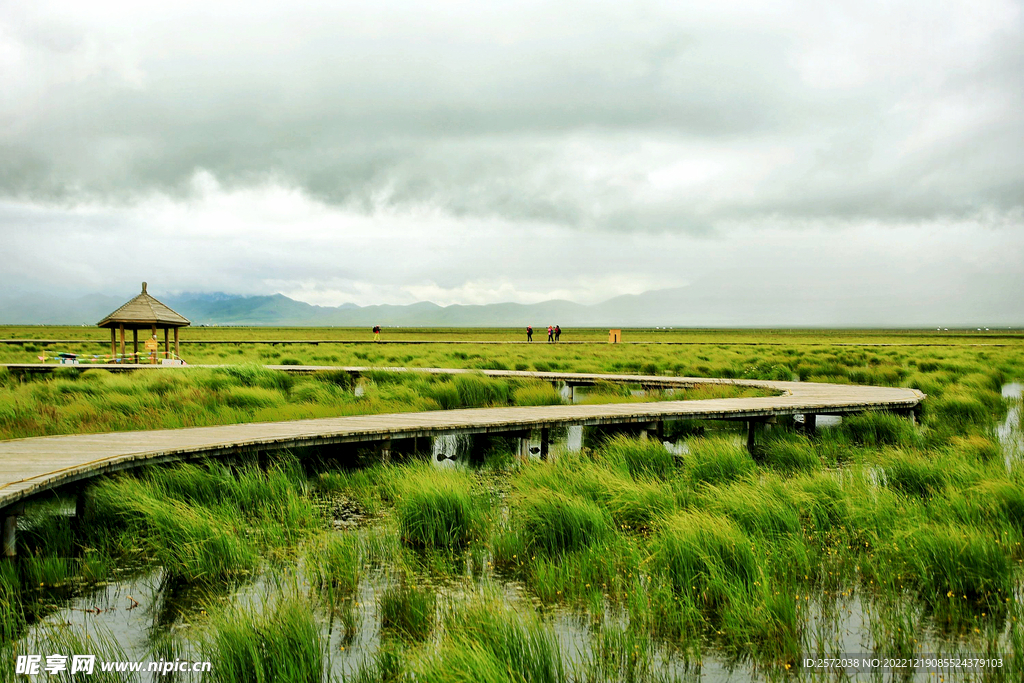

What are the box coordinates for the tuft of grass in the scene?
[307,532,361,596]
[600,434,676,480]
[757,431,821,473]
[840,411,920,447]
[894,524,1014,605]
[511,382,564,406]
[650,511,759,609]
[882,450,947,498]
[200,594,324,683]
[418,595,564,683]
[684,437,755,485]
[392,465,485,548]
[378,582,436,642]
[515,490,611,555]
[217,363,295,391]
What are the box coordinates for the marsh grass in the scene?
[378,581,436,642]
[513,490,611,555]
[3,328,1024,677]
[307,532,361,597]
[683,437,755,485]
[417,596,564,683]
[600,434,676,479]
[200,593,325,683]
[651,511,759,608]
[86,458,317,582]
[392,464,486,549]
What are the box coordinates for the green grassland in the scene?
[1,328,1022,681]
[0,367,766,441]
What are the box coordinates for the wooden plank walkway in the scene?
[0,369,924,515]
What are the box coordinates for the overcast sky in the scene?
[1,1,1022,321]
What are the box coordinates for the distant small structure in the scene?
[97,282,190,362]
[608,329,621,343]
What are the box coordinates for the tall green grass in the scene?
[378,581,436,642]
[417,595,565,683]
[514,490,611,555]
[87,458,317,581]
[391,464,486,548]
[200,594,325,683]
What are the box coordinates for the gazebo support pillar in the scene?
[132,329,138,360]
[110,328,116,358]
[119,324,126,358]
[174,328,180,358]
[164,328,170,361]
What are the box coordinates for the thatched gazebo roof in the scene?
[97,282,190,329]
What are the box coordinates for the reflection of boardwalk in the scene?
[0,369,924,520]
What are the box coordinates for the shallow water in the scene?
[999,383,1023,470]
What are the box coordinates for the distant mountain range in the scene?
[2,269,1022,328]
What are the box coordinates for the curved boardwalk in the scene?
[0,368,924,520]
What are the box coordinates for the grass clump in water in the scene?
[650,511,759,609]
[200,594,324,683]
[87,459,317,582]
[307,532,361,596]
[514,490,611,555]
[417,595,564,683]
[896,524,1014,604]
[392,464,486,548]
[379,581,436,642]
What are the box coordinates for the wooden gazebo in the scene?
[97,282,190,362]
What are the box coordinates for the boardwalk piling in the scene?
[746,421,757,453]
[3,513,18,557]
[540,428,550,460]
[804,414,817,433]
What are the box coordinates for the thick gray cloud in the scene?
[2,0,1021,228]
[0,1,1022,319]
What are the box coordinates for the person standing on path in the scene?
[554,325,561,342]
[527,326,533,342]
[547,325,554,342]
[373,325,381,342]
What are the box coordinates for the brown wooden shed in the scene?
[97,282,190,362]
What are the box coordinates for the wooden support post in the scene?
[164,328,170,360]
[72,485,87,533]
[174,327,180,359]
[654,421,664,442]
[75,487,87,520]
[540,428,550,460]
[119,324,126,358]
[132,328,138,359]
[746,421,757,453]
[804,414,817,433]
[110,328,116,358]
[151,324,157,364]
[3,514,17,558]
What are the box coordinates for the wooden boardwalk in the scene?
[0,369,924,521]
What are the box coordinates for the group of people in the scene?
[526,325,561,342]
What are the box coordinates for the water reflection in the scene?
[999,382,1023,470]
